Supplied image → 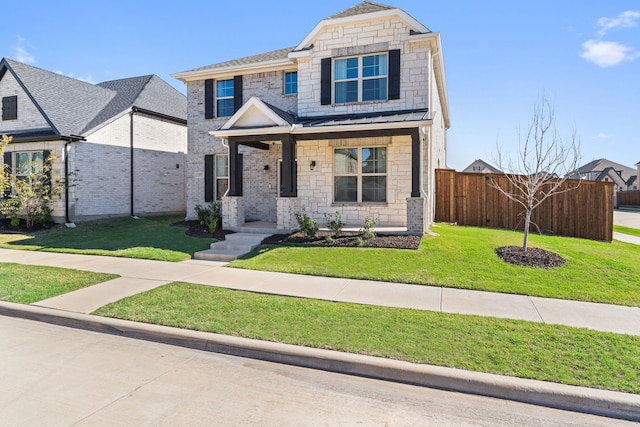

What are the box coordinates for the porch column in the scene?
[411,128,420,197]
[228,139,243,196]
[280,135,297,197]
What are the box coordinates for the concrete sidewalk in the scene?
[1,248,639,336]
[2,247,640,421]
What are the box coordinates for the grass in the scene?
[614,225,640,238]
[230,224,640,306]
[94,282,640,394]
[0,215,212,262]
[0,263,117,304]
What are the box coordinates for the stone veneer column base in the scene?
[222,196,245,229]
[277,197,301,231]
[407,197,426,236]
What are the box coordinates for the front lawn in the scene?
[94,282,640,394]
[230,224,640,306]
[0,263,117,304]
[0,215,213,262]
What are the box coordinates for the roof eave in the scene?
[172,58,295,82]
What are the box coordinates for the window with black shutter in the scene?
[2,96,17,120]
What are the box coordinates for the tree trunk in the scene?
[523,209,532,251]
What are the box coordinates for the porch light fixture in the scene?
[263,165,269,173]
[310,161,316,171]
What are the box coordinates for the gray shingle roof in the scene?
[568,158,636,182]
[1,58,186,138]
[327,1,395,19]
[178,47,295,75]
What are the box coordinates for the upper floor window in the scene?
[472,166,482,172]
[334,53,388,103]
[216,79,234,117]
[284,71,297,95]
[2,96,17,121]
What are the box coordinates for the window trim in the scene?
[333,53,388,104]
[284,71,298,95]
[333,146,387,204]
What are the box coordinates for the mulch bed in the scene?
[495,246,566,269]
[262,231,421,249]
[0,218,54,233]
[171,220,234,240]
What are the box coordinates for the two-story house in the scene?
[173,1,449,235]
[0,58,187,224]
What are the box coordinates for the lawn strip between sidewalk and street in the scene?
[93,282,640,395]
[0,263,117,304]
[614,225,640,238]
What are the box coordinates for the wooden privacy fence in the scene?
[435,169,614,242]
[618,191,640,207]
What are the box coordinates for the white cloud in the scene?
[596,132,611,139]
[596,10,640,36]
[14,36,35,64]
[580,39,640,67]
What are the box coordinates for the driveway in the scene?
[614,210,640,228]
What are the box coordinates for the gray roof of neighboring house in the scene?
[178,47,295,75]
[328,1,395,19]
[462,159,502,174]
[1,58,186,138]
[567,158,636,182]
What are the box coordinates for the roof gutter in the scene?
[130,106,187,125]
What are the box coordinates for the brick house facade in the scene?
[0,58,187,223]
[174,1,449,234]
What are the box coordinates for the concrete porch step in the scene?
[193,232,272,262]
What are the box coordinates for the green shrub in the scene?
[360,217,377,239]
[324,211,343,237]
[194,201,222,232]
[294,209,318,238]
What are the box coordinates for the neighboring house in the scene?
[461,159,501,174]
[173,1,449,235]
[0,58,187,223]
[567,158,638,191]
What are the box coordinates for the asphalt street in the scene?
[1,316,634,427]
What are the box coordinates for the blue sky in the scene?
[3,1,639,170]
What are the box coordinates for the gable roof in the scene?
[327,1,395,19]
[567,158,636,182]
[0,58,186,139]
[462,159,502,174]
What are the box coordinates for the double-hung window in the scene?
[284,71,297,95]
[334,53,388,103]
[216,80,234,117]
[15,151,44,185]
[215,154,229,200]
[334,147,387,203]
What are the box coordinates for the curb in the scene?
[2,301,639,422]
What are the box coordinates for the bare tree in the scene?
[492,96,581,251]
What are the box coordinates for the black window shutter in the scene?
[204,79,214,119]
[2,152,11,197]
[233,75,243,113]
[2,96,17,120]
[204,155,214,202]
[320,58,332,105]
[42,150,51,197]
[388,49,401,100]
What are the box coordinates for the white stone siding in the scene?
[0,71,51,133]
[69,113,186,221]
[1,141,65,222]
[294,135,412,227]
[297,16,430,116]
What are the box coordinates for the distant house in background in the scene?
[462,159,501,174]
[567,158,638,191]
[0,58,187,223]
